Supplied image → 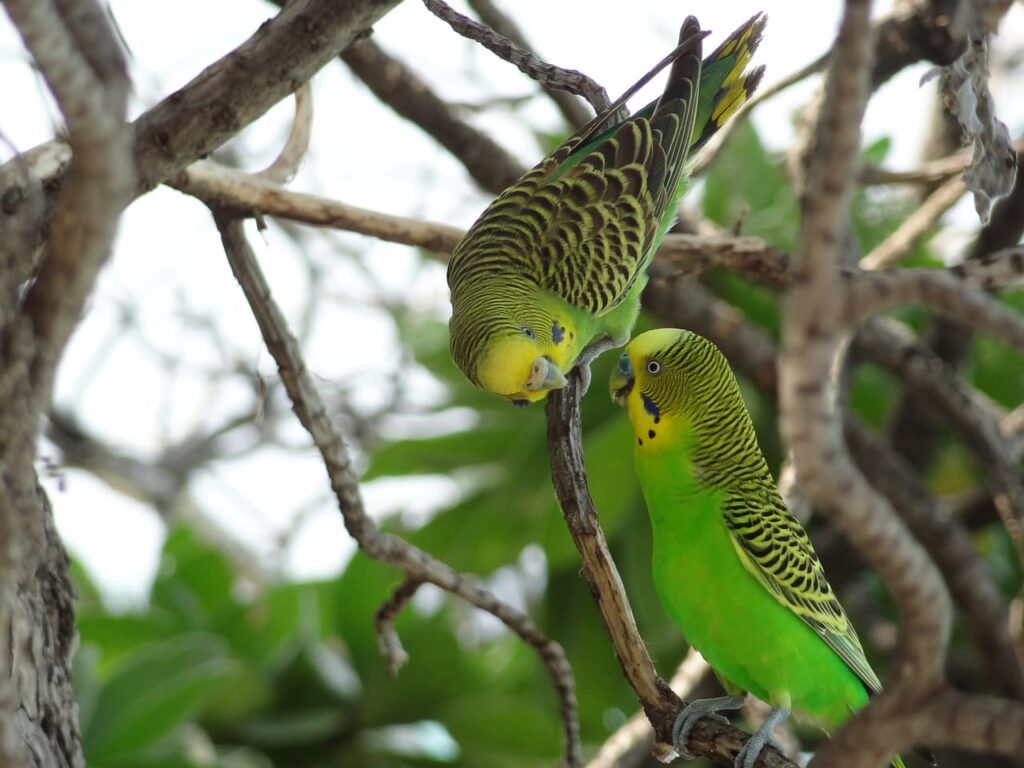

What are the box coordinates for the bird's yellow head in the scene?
[477,332,568,405]
[610,328,707,449]
[450,307,579,406]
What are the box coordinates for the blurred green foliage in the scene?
[71,121,1023,766]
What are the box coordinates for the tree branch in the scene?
[212,212,582,768]
[465,0,592,129]
[253,83,313,184]
[4,0,133,411]
[340,36,525,195]
[0,0,403,283]
[172,161,465,252]
[844,268,1024,352]
[420,0,614,116]
[374,576,422,677]
[860,176,967,269]
[168,163,1024,302]
[781,2,953,765]
[586,650,710,768]
[545,380,795,768]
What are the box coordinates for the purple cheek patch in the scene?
[642,393,660,420]
[551,320,565,345]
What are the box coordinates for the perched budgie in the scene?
[447,15,766,405]
[610,329,917,768]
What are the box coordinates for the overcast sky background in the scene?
[2,0,1022,607]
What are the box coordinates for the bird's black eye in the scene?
[521,327,536,340]
[646,360,662,375]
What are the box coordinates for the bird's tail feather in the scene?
[690,12,767,152]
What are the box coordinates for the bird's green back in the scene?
[446,16,766,400]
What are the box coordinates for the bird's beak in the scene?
[525,356,567,392]
[609,352,634,406]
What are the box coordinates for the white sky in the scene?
[2,0,1022,607]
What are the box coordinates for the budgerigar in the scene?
[447,15,765,405]
[610,328,916,768]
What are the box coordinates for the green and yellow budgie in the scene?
[447,15,765,405]
[610,329,916,768]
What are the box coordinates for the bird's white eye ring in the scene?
[646,360,662,375]
[521,327,536,339]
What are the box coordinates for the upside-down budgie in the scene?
[447,15,765,405]
[610,328,916,768]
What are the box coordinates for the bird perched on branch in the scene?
[610,328,923,768]
[448,14,765,405]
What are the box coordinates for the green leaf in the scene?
[219,581,308,668]
[77,609,181,673]
[364,425,522,480]
[849,364,898,429]
[73,643,102,738]
[702,121,798,251]
[969,301,1024,408]
[84,633,243,759]
[862,136,892,165]
[70,557,104,611]
[439,693,561,763]
[150,525,239,630]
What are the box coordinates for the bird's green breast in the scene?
[635,446,870,726]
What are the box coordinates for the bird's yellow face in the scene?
[476,323,576,406]
[610,328,693,449]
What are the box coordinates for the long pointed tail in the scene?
[690,12,767,152]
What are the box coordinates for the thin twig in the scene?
[374,577,423,676]
[465,0,592,129]
[213,212,582,768]
[586,650,710,768]
[692,50,830,177]
[254,83,313,184]
[860,176,967,269]
[859,136,1024,187]
[341,37,524,195]
[420,0,614,115]
[860,148,974,185]
[544,378,795,767]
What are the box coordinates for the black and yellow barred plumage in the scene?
[612,328,922,768]
[618,329,881,691]
[447,15,766,404]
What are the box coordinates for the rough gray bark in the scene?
[0,491,81,768]
[0,0,401,765]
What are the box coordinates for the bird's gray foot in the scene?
[578,361,593,397]
[576,335,621,370]
[671,695,748,760]
[575,335,626,396]
[735,706,790,768]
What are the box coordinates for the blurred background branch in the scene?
[1,0,1023,766]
